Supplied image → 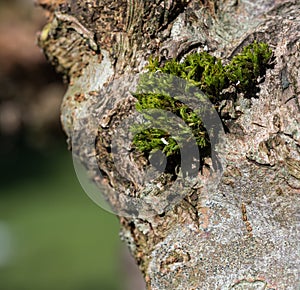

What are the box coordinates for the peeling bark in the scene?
[37,0,299,289]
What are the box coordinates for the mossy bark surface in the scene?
[38,0,299,289]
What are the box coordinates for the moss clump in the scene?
[146,52,229,102]
[132,93,209,158]
[226,41,273,95]
[132,41,273,169]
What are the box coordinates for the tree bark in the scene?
[37,0,299,289]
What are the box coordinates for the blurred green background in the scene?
[0,142,123,290]
[0,0,144,289]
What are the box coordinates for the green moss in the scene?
[132,93,209,158]
[131,41,273,171]
[225,41,273,95]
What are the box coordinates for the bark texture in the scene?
[37,0,299,289]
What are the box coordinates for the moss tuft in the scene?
[132,92,209,158]
[225,41,273,96]
[131,41,273,170]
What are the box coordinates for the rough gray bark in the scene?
[37,0,299,289]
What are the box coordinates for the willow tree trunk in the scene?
[37,0,299,289]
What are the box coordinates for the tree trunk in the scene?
[37,0,299,289]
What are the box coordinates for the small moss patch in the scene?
[132,41,273,172]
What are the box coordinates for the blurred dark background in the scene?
[0,1,144,289]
